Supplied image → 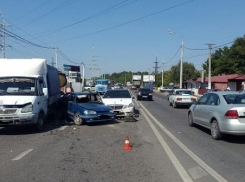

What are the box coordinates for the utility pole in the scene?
[162,59,164,87]
[51,57,55,67]
[153,54,160,74]
[81,62,85,91]
[205,43,215,89]
[91,45,98,83]
[55,46,58,69]
[0,11,10,58]
[168,29,184,88]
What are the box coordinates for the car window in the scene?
[104,90,131,98]
[197,94,209,105]
[206,93,219,105]
[224,94,245,104]
[139,88,150,92]
[175,90,192,95]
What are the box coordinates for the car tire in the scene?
[73,112,84,125]
[188,112,194,126]
[169,102,172,106]
[211,120,222,140]
[34,113,44,132]
[173,102,177,108]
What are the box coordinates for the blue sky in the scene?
[1,0,245,78]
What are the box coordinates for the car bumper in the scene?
[175,101,195,106]
[0,113,39,125]
[220,119,245,135]
[138,95,152,100]
[113,107,135,117]
[81,114,116,123]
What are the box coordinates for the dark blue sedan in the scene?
[64,92,115,125]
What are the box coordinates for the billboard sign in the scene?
[143,75,155,82]
[133,75,141,80]
[63,64,80,72]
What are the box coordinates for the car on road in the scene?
[136,88,153,101]
[188,91,245,140]
[169,89,197,108]
[64,92,115,125]
[102,89,136,119]
[131,85,137,90]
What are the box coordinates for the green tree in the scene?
[202,35,245,75]
[170,61,199,87]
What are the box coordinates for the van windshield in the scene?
[0,77,36,96]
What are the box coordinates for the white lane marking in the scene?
[139,102,228,182]
[141,105,193,182]
[107,125,115,128]
[188,166,208,180]
[58,126,68,131]
[12,149,33,161]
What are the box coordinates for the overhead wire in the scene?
[20,0,79,28]
[36,0,135,37]
[165,46,181,65]
[50,0,195,43]
[0,27,54,49]
[11,0,51,22]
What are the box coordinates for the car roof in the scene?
[68,92,98,95]
[174,89,191,91]
[106,89,129,92]
[206,91,242,95]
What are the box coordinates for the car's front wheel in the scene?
[211,120,222,140]
[73,112,84,125]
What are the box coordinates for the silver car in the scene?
[188,91,245,140]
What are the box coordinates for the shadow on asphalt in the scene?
[192,124,245,143]
[0,119,65,135]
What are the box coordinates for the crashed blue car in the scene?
[63,92,116,125]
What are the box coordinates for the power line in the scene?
[11,0,51,22]
[0,27,54,49]
[58,49,80,64]
[20,0,79,28]
[35,0,136,38]
[50,0,195,43]
[165,46,181,65]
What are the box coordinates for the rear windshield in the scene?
[223,94,245,104]
[176,90,192,95]
[104,90,131,98]
[139,88,150,92]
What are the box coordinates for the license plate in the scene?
[182,98,189,101]
[143,96,147,98]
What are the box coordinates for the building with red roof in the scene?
[185,74,245,95]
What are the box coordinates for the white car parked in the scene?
[169,89,197,108]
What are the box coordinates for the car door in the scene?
[37,78,48,115]
[192,94,209,125]
[67,94,75,118]
[201,93,219,127]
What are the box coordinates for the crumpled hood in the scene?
[102,98,133,105]
[78,103,111,111]
[0,96,35,105]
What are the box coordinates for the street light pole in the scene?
[162,59,164,87]
[205,43,215,89]
[180,40,184,88]
[81,62,85,91]
[168,29,184,88]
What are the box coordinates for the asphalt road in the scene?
[0,91,244,182]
